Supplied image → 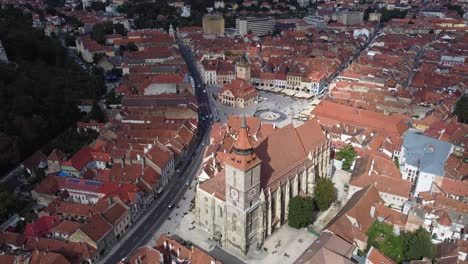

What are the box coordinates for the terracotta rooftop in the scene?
[367,246,396,264]
[325,184,383,244]
[128,246,161,264]
[79,214,113,242]
[312,100,409,136]
[50,220,82,236]
[350,152,410,198]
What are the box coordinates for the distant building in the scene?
[218,55,257,108]
[214,1,225,9]
[421,7,446,18]
[202,13,225,35]
[297,0,310,8]
[336,11,364,26]
[303,16,327,28]
[236,17,275,36]
[368,12,382,22]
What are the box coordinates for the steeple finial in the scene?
[241,114,247,129]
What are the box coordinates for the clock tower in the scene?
[235,54,251,82]
[224,115,262,253]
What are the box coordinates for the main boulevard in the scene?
[104,36,213,264]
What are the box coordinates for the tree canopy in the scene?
[288,196,315,229]
[454,95,468,124]
[0,7,104,173]
[91,22,114,44]
[402,226,434,261]
[336,144,357,171]
[367,221,434,263]
[381,8,408,22]
[314,177,336,211]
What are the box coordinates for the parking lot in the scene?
[207,85,313,128]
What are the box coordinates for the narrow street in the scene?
[102,37,213,264]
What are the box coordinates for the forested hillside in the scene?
[0,6,104,174]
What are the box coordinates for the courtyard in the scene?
[207,84,313,128]
[175,209,318,264]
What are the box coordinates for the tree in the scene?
[336,144,357,171]
[126,42,138,51]
[381,8,407,22]
[403,227,434,261]
[314,177,336,211]
[65,34,76,47]
[88,1,106,11]
[288,196,315,229]
[113,23,126,36]
[0,6,103,174]
[93,52,105,64]
[91,22,114,44]
[89,103,106,123]
[454,95,468,124]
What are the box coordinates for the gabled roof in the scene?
[23,151,47,170]
[102,202,128,225]
[50,220,82,236]
[219,79,257,100]
[79,214,112,242]
[25,237,96,261]
[128,246,162,264]
[30,250,71,264]
[294,232,355,264]
[24,216,60,237]
[312,100,409,136]
[325,185,383,244]
[48,149,66,162]
[350,152,410,198]
[366,246,396,264]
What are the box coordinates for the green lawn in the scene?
[366,221,404,263]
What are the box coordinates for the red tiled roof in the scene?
[325,185,384,244]
[29,250,71,264]
[102,202,128,225]
[79,214,112,242]
[367,247,396,264]
[61,146,110,171]
[350,152,410,198]
[312,100,409,136]
[50,220,83,236]
[23,151,47,170]
[219,79,257,100]
[24,216,60,237]
[128,246,162,264]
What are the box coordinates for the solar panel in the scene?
[84,180,102,186]
[68,178,80,184]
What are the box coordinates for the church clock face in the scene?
[230,188,239,201]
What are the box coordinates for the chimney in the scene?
[370,205,375,218]
[369,159,374,176]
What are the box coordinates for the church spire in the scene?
[233,115,253,155]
